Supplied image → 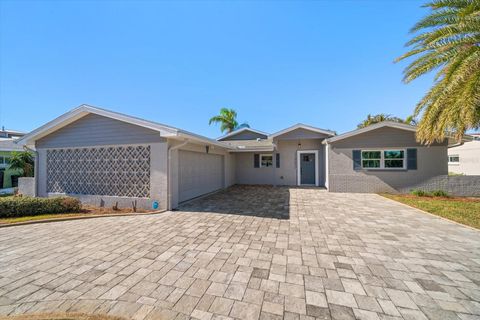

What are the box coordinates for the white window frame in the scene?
[448,154,460,165]
[361,149,406,170]
[296,150,319,186]
[260,154,273,168]
[0,155,9,168]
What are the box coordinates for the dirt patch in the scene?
[81,205,153,214]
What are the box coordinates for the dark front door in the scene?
[300,153,316,185]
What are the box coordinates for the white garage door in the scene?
[178,150,224,202]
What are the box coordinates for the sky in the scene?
[0,0,436,138]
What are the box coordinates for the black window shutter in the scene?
[276,153,280,168]
[254,154,260,168]
[407,148,417,170]
[353,150,361,170]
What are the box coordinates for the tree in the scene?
[396,0,480,144]
[209,108,250,133]
[8,151,34,177]
[357,114,410,128]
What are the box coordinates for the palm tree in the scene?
[404,115,418,126]
[396,0,480,144]
[357,114,407,128]
[8,151,34,177]
[209,108,250,133]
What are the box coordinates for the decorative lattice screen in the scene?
[47,145,150,197]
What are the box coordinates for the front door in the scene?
[300,153,316,185]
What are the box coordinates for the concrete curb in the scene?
[377,194,479,232]
[0,210,168,228]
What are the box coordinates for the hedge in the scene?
[0,196,82,218]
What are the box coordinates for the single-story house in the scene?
[18,105,463,210]
[0,128,26,188]
[448,134,480,175]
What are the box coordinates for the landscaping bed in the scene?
[382,193,480,229]
[0,196,155,225]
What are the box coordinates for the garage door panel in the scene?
[179,150,223,202]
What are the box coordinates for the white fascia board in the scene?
[80,105,179,135]
[229,148,275,153]
[270,123,336,139]
[17,108,90,146]
[176,131,234,150]
[17,104,182,146]
[217,127,269,141]
[325,122,417,144]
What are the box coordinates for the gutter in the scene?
[167,139,189,210]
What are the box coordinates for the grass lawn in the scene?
[382,194,480,229]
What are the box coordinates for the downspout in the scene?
[272,142,277,187]
[167,139,189,210]
[325,143,329,190]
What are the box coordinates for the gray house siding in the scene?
[36,113,164,148]
[274,128,330,140]
[235,152,275,185]
[234,138,326,186]
[219,131,268,141]
[328,127,448,193]
[330,127,447,149]
[35,114,169,210]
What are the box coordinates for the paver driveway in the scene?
[0,186,479,320]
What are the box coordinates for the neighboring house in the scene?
[448,134,480,175]
[18,105,464,210]
[0,128,26,188]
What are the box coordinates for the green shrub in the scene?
[430,190,449,197]
[0,196,82,218]
[410,189,429,197]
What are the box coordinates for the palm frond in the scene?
[396,0,480,143]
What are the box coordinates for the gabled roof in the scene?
[217,127,269,141]
[324,121,472,145]
[0,139,24,152]
[18,104,233,150]
[0,129,25,136]
[325,121,416,144]
[269,123,336,139]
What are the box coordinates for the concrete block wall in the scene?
[398,175,480,197]
[18,177,36,197]
[36,142,168,211]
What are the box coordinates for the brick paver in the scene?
[0,186,479,319]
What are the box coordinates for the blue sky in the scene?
[0,0,434,138]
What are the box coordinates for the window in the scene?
[361,151,381,168]
[361,150,405,169]
[260,154,273,167]
[384,150,404,168]
[0,156,10,167]
[448,154,460,164]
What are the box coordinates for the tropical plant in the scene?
[8,151,34,177]
[357,114,414,128]
[404,115,418,126]
[396,0,480,144]
[209,108,250,133]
